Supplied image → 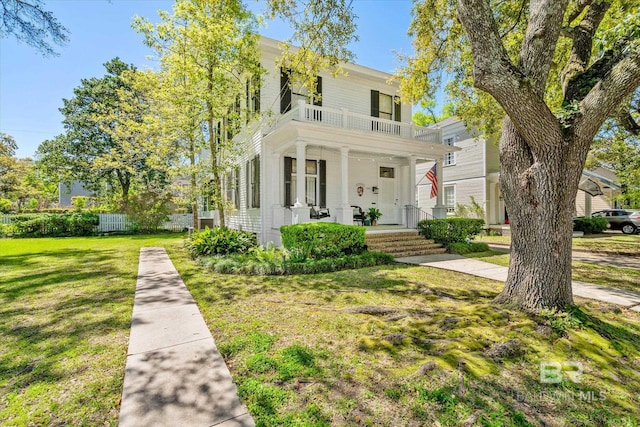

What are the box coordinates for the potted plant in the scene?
[367,207,382,226]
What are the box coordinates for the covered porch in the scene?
[260,101,458,244]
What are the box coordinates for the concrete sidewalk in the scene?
[396,253,640,312]
[119,247,254,427]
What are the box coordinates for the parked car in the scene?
[590,209,640,234]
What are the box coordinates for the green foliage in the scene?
[71,196,89,211]
[280,222,366,261]
[198,249,394,275]
[573,217,609,234]
[8,213,98,237]
[124,189,172,233]
[448,241,489,254]
[539,308,583,336]
[367,207,382,222]
[418,218,485,245]
[0,198,12,213]
[186,226,258,258]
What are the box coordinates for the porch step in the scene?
[366,231,447,257]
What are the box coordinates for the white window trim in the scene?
[291,159,320,207]
[443,136,456,166]
[444,184,456,213]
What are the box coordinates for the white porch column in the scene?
[291,140,310,223]
[585,192,592,218]
[336,146,352,224]
[409,155,417,205]
[432,157,447,219]
[294,140,307,207]
[271,152,285,229]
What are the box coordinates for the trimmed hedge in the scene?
[280,223,366,261]
[198,250,395,275]
[448,242,489,254]
[417,218,485,244]
[186,226,258,257]
[573,217,608,234]
[7,213,99,237]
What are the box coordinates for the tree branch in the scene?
[561,0,611,96]
[577,48,640,141]
[456,0,564,150]
[616,108,640,135]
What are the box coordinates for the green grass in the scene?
[0,234,184,426]
[467,251,640,292]
[476,233,640,255]
[164,246,640,427]
[3,235,640,426]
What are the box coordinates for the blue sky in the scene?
[0,0,440,158]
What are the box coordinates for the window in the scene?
[443,137,456,166]
[284,157,326,207]
[245,155,260,208]
[280,68,322,113]
[370,90,401,122]
[225,167,240,209]
[379,166,395,178]
[444,185,455,213]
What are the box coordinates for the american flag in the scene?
[426,164,438,198]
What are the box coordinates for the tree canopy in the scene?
[0,0,69,56]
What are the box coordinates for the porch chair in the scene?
[310,206,331,219]
[351,205,365,225]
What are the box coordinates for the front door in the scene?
[378,166,397,224]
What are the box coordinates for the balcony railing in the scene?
[264,100,442,144]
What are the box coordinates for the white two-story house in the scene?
[219,37,458,245]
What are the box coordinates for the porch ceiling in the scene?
[263,120,458,160]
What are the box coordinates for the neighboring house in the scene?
[58,181,95,208]
[219,37,458,245]
[417,118,620,225]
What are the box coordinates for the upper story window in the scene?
[245,75,261,123]
[280,68,322,114]
[371,90,401,122]
[443,136,456,166]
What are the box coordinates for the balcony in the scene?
[264,100,442,144]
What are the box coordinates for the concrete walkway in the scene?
[396,253,640,312]
[119,247,254,427]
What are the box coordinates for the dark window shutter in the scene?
[280,68,291,114]
[371,90,379,117]
[319,160,326,208]
[245,160,250,208]
[245,80,250,123]
[254,155,260,208]
[284,157,292,206]
[394,96,401,122]
[253,74,260,113]
[234,167,240,209]
[314,76,322,106]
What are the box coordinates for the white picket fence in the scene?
[0,213,194,233]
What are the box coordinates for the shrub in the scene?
[280,223,366,261]
[448,242,489,254]
[8,213,98,237]
[418,218,485,244]
[186,226,258,258]
[198,250,394,275]
[125,190,172,233]
[0,198,12,213]
[573,217,608,234]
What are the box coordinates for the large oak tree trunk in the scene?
[494,119,587,310]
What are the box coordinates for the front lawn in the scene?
[467,251,640,293]
[476,233,640,256]
[0,234,183,426]
[166,246,640,427]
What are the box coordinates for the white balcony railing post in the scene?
[297,99,306,121]
[341,107,349,128]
